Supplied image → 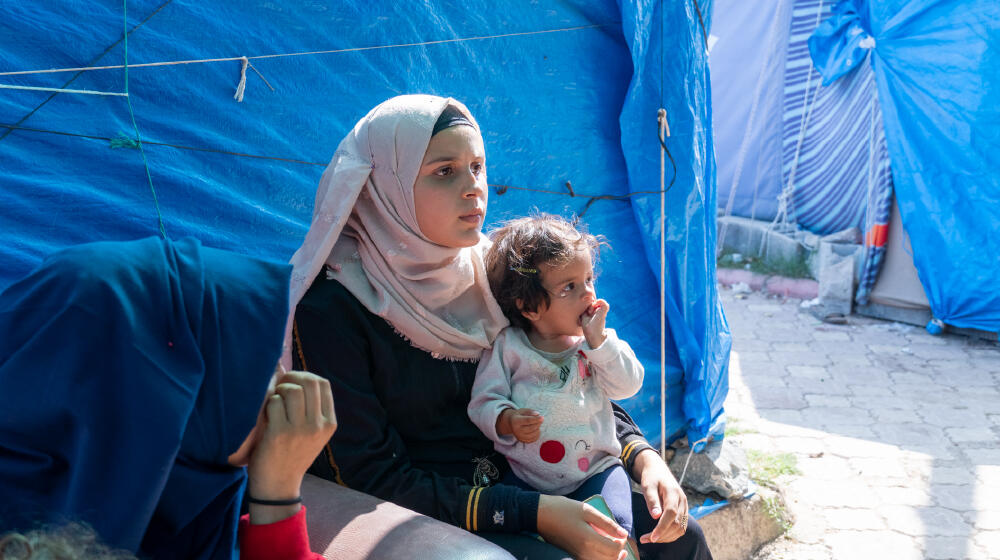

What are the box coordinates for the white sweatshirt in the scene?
[467,327,644,495]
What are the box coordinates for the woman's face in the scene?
[413,125,487,248]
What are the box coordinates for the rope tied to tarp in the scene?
[234,57,249,102]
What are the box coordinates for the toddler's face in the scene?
[527,248,597,337]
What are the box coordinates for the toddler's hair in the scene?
[485,214,603,331]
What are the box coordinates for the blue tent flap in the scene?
[810,0,1000,333]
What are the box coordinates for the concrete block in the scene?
[698,486,789,560]
[669,439,751,501]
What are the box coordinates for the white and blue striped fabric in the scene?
[780,0,894,237]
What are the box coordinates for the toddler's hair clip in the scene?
[510,266,538,274]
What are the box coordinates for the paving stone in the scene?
[804,394,852,407]
[910,345,972,360]
[796,453,852,480]
[867,344,907,355]
[931,467,978,486]
[730,433,777,453]
[974,465,1000,488]
[769,350,831,367]
[818,424,877,440]
[924,536,974,559]
[732,338,772,352]
[732,350,771,364]
[747,303,784,313]
[972,530,1000,551]
[918,406,990,428]
[739,371,789,388]
[788,478,879,508]
[824,508,887,531]
[849,394,919,411]
[756,408,806,425]
[811,330,851,341]
[933,367,1000,387]
[757,328,816,343]
[850,457,909,479]
[751,389,808,410]
[892,383,957,402]
[876,486,932,507]
[799,406,874,429]
[933,484,981,512]
[824,530,923,560]
[787,378,851,396]
[878,505,971,537]
[872,408,923,423]
[786,365,828,379]
[973,510,1000,530]
[807,341,871,355]
[772,341,811,352]
[945,427,997,443]
[921,507,975,537]
[824,434,901,458]
[890,371,938,385]
[875,422,950,447]
[772,435,826,456]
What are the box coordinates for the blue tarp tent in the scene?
[711,0,999,333]
[0,2,729,448]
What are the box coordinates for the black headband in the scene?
[432,104,475,136]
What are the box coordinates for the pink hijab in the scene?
[281,95,507,367]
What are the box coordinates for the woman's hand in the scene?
[247,371,337,524]
[536,495,628,560]
[632,448,689,544]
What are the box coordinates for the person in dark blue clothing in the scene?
[0,237,335,559]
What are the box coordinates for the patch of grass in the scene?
[717,250,813,279]
[746,450,801,489]
[724,418,757,437]
[762,494,793,533]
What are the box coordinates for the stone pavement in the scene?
[718,286,1000,560]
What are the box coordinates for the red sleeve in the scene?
[238,506,323,560]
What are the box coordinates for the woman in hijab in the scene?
[0,236,334,559]
[287,94,713,560]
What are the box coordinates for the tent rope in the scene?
[0,84,127,96]
[122,0,166,239]
[762,0,826,255]
[0,24,614,78]
[677,436,709,486]
[658,108,669,458]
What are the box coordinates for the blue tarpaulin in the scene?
[1,2,728,448]
[810,0,1000,333]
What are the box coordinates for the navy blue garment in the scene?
[0,237,291,559]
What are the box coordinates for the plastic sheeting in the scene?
[0,2,729,448]
[618,0,729,448]
[711,0,792,223]
[810,0,1000,333]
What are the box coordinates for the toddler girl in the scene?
[468,214,644,543]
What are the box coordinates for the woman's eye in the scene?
[563,283,574,292]
[471,162,484,175]
[435,166,453,177]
